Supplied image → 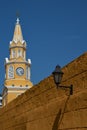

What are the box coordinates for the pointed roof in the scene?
[12,18,24,43]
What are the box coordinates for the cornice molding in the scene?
[5,61,31,66]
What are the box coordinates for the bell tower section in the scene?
[3,18,33,106]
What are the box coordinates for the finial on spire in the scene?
[16,18,20,24]
[16,12,20,24]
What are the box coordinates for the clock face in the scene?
[16,67,24,76]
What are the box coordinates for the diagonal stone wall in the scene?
[0,52,87,130]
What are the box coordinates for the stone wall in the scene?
[0,52,87,130]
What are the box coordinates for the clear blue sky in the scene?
[0,0,87,93]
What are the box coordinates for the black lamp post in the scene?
[52,65,73,95]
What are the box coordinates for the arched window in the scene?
[26,66,30,80]
[12,49,15,58]
[8,66,14,79]
[18,49,22,57]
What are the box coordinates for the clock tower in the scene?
[2,18,33,106]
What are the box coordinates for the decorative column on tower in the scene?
[2,18,33,106]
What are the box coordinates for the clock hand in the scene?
[18,69,22,75]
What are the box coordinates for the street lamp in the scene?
[52,65,73,95]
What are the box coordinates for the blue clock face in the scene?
[16,67,24,76]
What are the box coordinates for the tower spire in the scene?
[12,18,23,43]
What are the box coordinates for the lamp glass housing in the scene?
[52,65,64,85]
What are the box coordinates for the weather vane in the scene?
[16,12,20,18]
[16,12,20,24]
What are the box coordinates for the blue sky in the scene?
[0,0,87,93]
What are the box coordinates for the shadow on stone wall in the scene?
[52,95,70,130]
[52,109,62,130]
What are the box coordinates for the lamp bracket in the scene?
[57,84,73,95]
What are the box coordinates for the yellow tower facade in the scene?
[2,18,33,106]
